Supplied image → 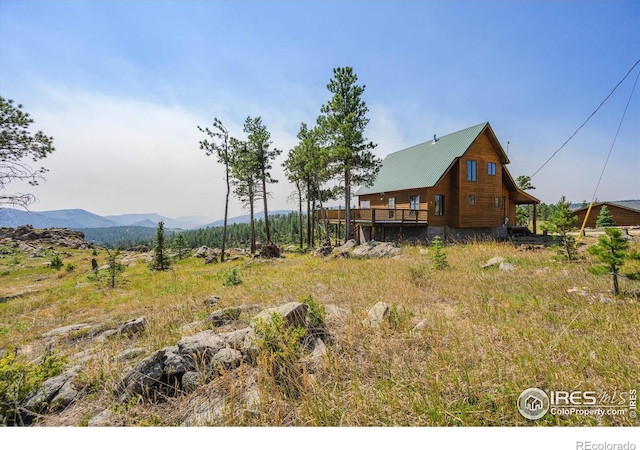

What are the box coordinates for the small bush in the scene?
[49,255,63,270]
[252,313,306,397]
[430,236,448,270]
[0,351,67,425]
[222,268,242,287]
[388,304,413,332]
[65,263,76,273]
[301,294,326,329]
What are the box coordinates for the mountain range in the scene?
[0,208,295,230]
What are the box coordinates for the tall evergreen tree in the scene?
[198,118,232,262]
[244,116,281,244]
[542,196,579,260]
[150,221,171,271]
[516,175,535,227]
[595,205,616,228]
[317,67,381,243]
[230,138,260,253]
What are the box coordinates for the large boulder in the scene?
[117,349,167,402]
[23,366,81,413]
[250,302,308,329]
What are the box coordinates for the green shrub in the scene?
[65,263,76,273]
[49,255,63,270]
[0,351,67,425]
[252,313,306,397]
[222,268,242,287]
[430,236,448,270]
[301,294,326,329]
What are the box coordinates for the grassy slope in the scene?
[0,237,638,426]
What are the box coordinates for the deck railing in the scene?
[319,208,428,225]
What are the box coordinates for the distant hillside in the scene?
[78,226,170,248]
[202,210,295,228]
[0,208,212,230]
[0,208,118,229]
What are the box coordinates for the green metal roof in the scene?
[356,122,489,195]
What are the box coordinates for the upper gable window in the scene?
[467,160,477,182]
[488,162,496,176]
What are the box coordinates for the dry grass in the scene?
[1,237,638,426]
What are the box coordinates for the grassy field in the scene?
[0,235,638,426]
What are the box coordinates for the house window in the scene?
[435,194,445,216]
[494,197,501,207]
[409,195,420,215]
[467,160,477,181]
[388,197,396,219]
[488,162,496,176]
[468,194,475,206]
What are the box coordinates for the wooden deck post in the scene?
[533,203,537,234]
[371,208,376,241]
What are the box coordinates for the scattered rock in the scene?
[117,349,167,402]
[499,262,515,272]
[97,317,147,341]
[203,295,221,306]
[351,241,399,258]
[365,301,390,326]
[43,323,96,339]
[303,338,327,373]
[88,408,115,427]
[517,244,546,252]
[205,254,218,264]
[332,239,358,257]
[118,316,148,336]
[23,366,81,414]
[313,242,333,257]
[207,306,243,326]
[481,256,505,268]
[411,318,431,332]
[250,302,308,329]
[116,348,147,361]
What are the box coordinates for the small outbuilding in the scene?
[572,202,640,228]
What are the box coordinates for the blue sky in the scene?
[1,1,638,219]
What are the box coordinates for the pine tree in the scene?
[430,236,448,270]
[150,221,171,271]
[105,248,125,288]
[595,205,616,228]
[172,234,189,260]
[244,116,281,244]
[587,227,629,295]
[198,118,232,262]
[542,196,579,260]
[317,67,381,243]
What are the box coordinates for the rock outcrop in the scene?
[0,225,92,250]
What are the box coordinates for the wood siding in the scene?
[358,188,429,212]
[455,131,504,228]
[573,204,640,228]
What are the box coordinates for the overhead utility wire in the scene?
[530,58,640,178]
[574,67,640,247]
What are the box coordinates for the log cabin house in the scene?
[321,122,540,242]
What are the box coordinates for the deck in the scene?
[319,208,428,226]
